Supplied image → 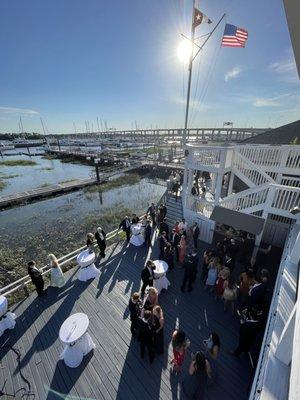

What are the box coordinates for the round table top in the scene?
[131,223,143,235]
[153,260,168,277]
[0,295,8,318]
[77,249,95,267]
[59,313,89,344]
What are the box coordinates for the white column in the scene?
[228,172,234,195]
[214,172,224,204]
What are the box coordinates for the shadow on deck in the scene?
[0,238,252,400]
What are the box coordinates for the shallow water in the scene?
[0,178,165,283]
[0,147,94,195]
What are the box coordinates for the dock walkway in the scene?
[0,238,251,400]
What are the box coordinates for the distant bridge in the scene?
[51,127,269,143]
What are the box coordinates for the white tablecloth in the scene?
[59,313,95,368]
[153,260,170,294]
[77,249,100,281]
[130,223,145,246]
[0,296,8,318]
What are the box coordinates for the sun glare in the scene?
[177,39,193,63]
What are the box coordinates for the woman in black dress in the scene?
[153,305,164,354]
[163,243,174,270]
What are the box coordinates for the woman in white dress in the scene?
[49,254,66,288]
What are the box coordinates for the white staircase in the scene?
[184,144,300,222]
[165,196,183,227]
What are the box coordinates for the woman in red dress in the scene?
[171,330,190,373]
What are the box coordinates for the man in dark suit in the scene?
[140,260,156,296]
[161,203,167,219]
[159,218,169,240]
[159,231,168,259]
[144,220,152,247]
[192,222,200,249]
[249,269,269,307]
[28,260,46,297]
[147,203,156,226]
[138,310,155,363]
[181,250,199,292]
[170,229,180,262]
[191,184,198,196]
[119,216,131,242]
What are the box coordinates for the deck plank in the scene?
[1,238,252,400]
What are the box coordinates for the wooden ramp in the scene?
[0,239,251,400]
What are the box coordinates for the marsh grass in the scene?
[0,159,37,167]
[0,180,6,191]
[84,173,140,193]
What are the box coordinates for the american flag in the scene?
[221,24,248,48]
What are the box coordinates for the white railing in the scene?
[220,184,270,212]
[187,195,214,218]
[189,147,223,167]
[1,190,168,300]
[235,145,300,171]
[272,186,300,213]
[233,151,275,187]
[281,176,300,188]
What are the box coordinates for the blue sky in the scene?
[0,0,299,134]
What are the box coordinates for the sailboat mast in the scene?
[183,0,196,146]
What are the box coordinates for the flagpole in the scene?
[183,0,196,147]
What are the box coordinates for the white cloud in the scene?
[225,67,241,82]
[0,106,39,116]
[269,54,299,83]
[252,98,281,107]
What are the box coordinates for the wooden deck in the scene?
[0,238,252,400]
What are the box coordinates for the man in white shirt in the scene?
[178,219,188,235]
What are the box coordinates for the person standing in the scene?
[181,351,211,400]
[129,292,142,336]
[28,261,46,297]
[201,250,212,283]
[147,203,156,226]
[178,234,187,265]
[144,220,152,247]
[119,216,131,242]
[159,231,168,259]
[181,250,198,292]
[161,203,167,219]
[159,218,169,240]
[95,226,106,258]
[192,222,200,249]
[171,330,190,373]
[86,233,95,254]
[48,254,65,288]
[223,276,238,313]
[224,253,235,272]
[140,260,156,296]
[138,310,155,363]
[178,219,188,236]
[153,305,164,354]
[163,243,174,270]
[171,228,180,262]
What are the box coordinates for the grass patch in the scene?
[0,159,37,167]
[59,179,78,184]
[0,180,7,191]
[41,167,54,171]
[84,173,140,193]
[0,173,20,179]
[41,154,56,160]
